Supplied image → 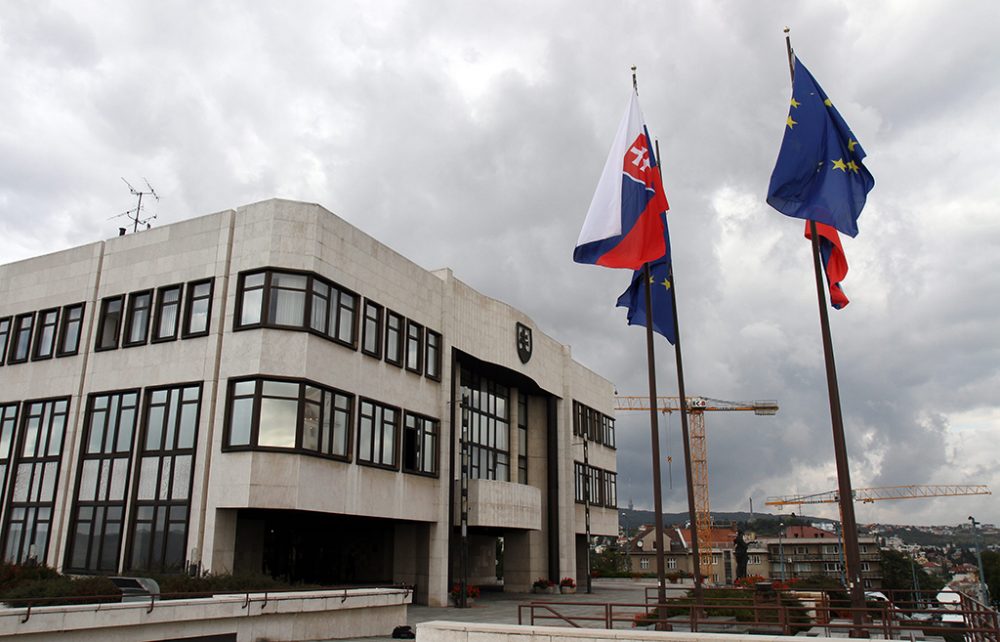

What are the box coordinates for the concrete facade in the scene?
[0,199,618,607]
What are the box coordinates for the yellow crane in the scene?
[614,396,779,579]
[765,484,992,507]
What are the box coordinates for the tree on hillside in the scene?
[881,550,945,603]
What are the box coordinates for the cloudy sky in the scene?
[2,1,998,527]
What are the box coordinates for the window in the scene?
[572,401,614,448]
[460,369,510,481]
[357,399,399,469]
[183,279,213,337]
[123,290,153,347]
[1,398,70,564]
[517,392,528,484]
[96,295,125,351]
[8,313,34,364]
[385,311,403,366]
[0,404,18,505]
[640,557,650,570]
[235,270,355,345]
[795,562,812,572]
[361,300,383,358]
[32,308,59,360]
[604,470,617,508]
[402,412,438,475]
[749,554,762,565]
[57,303,85,356]
[127,384,201,572]
[861,562,871,572]
[224,377,353,459]
[667,557,677,569]
[152,285,182,342]
[795,546,808,555]
[0,317,10,366]
[823,562,843,572]
[588,466,602,505]
[405,321,423,373]
[425,329,442,380]
[65,391,139,572]
[823,545,840,554]
[860,544,869,553]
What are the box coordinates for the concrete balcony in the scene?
[453,479,542,530]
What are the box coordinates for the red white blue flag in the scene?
[805,221,850,309]
[574,92,668,270]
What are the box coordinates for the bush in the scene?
[532,578,555,589]
[2,575,119,607]
[560,577,576,588]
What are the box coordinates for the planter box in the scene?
[560,586,576,594]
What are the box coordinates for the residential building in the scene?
[760,524,883,588]
[625,524,769,585]
[0,199,618,605]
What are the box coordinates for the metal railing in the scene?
[517,588,999,640]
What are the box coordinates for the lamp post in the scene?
[622,512,631,573]
[778,522,785,582]
[969,516,991,606]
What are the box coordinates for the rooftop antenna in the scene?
[111,177,159,234]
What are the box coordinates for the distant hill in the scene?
[619,508,836,534]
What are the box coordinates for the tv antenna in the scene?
[110,178,159,234]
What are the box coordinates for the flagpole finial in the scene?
[631,66,638,93]
[784,26,790,34]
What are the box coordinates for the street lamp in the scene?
[778,522,785,582]
[969,516,991,606]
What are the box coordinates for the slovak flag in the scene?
[574,91,668,270]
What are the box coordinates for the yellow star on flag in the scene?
[846,160,860,173]
[787,115,797,129]
[661,278,671,291]
[847,138,858,152]
[824,98,833,107]
[832,158,848,172]
[790,97,801,108]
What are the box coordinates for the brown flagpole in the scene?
[634,65,670,614]
[784,28,868,637]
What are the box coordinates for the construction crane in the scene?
[765,484,992,507]
[615,396,779,579]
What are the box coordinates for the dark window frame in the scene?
[95,295,125,352]
[0,317,11,366]
[64,389,140,574]
[1,397,70,565]
[356,398,401,471]
[8,312,35,364]
[31,308,60,361]
[233,268,358,349]
[0,403,19,512]
[384,310,404,367]
[56,302,85,357]
[425,329,442,381]
[122,290,154,348]
[402,411,439,477]
[151,284,183,343]
[222,376,354,462]
[124,382,202,574]
[517,392,528,485]
[361,300,384,359]
[182,279,214,339]
[405,320,424,374]
[460,369,511,482]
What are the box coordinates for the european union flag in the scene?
[616,228,676,344]
[767,56,875,238]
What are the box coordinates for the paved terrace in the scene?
[334,579,676,642]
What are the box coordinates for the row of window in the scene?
[460,369,513,482]
[572,401,615,449]
[573,462,618,508]
[223,376,439,476]
[0,303,86,366]
[0,385,201,573]
[235,269,443,381]
[96,279,213,351]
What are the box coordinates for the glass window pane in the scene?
[244,273,265,288]
[240,288,263,325]
[262,380,299,398]
[88,410,106,453]
[158,457,172,500]
[172,455,192,500]
[302,401,320,451]
[177,404,197,449]
[79,459,99,500]
[270,289,305,326]
[258,398,297,448]
[109,457,128,500]
[234,380,256,396]
[137,458,158,500]
[188,298,210,333]
[146,405,164,450]
[229,397,253,446]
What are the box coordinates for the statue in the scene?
[734,530,749,580]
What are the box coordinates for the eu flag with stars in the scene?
[767,56,875,238]
[616,227,676,344]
